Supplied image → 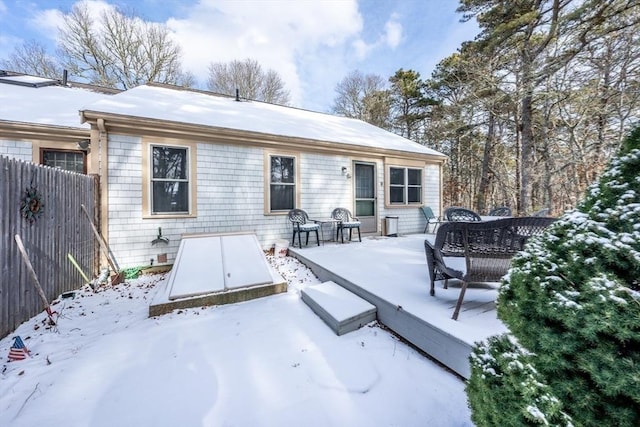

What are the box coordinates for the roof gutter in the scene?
[0,120,89,143]
[79,110,447,164]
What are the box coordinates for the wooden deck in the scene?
[289,233,508,379]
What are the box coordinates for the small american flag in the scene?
[8,336,30,362]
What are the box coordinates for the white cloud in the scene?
[28,0,116,42]
[166,0,363,107]
[346,12,403,65]
[0,1,7,15]
[29,9,64,41]
[0,34,19,60]
[383,13,403,48]
[352,39,372,61]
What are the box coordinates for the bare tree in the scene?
[57,2,191,89]
[331,70,390,128]
[0,40,62,79]
[206,58,290,104]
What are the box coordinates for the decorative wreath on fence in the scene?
[20,186,44,224]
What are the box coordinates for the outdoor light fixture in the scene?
[77,139,90,150]
[341,166,348,174]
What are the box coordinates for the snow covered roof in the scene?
[0,74,58,87]
[0,76,113,129]
[81,84,445,157]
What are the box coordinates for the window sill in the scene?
[143,213,197,219]
[384,203,423,209]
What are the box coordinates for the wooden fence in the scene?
[1,155,100,339]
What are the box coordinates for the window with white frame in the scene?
[269,155,295,212]
[151,145,190,214]
[389,166,422,205]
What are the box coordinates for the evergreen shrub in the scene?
[467,127,640,426]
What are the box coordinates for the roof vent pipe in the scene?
[235,88,240,101]
[62,69,68,86]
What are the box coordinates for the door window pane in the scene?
[356,200,375,216]
[355,164,375,199]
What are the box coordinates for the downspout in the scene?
[81,111,111,272]
[96,118,110,248]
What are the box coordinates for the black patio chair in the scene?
[444,207,482,222]
[331,207,361,243]
[420,206,441,233]
[288,209,320,248]
[488,206,512,216]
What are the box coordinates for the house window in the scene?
[151,145,190,214]
[389,167,422,205]
[41,149,86,174]
[269,155,295,212]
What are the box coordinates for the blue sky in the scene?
[0,0,479,111]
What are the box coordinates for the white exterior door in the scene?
[354,162,377,233]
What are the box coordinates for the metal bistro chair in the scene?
[488,206,512,217]
[288,209,320,248]
[331,208,361,243]
[444,206,482,222]
[420,206,441,233]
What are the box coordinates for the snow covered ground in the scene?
[0,255,473,427]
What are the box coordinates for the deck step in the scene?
[301,281,377,335]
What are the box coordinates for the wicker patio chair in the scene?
[288,209,320,248]
[487,206,512,216]
[531,207,550,217]
[424,216,556,320]
[331,207,361,243]
[444,206,482,222]
[420,206,441,233]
